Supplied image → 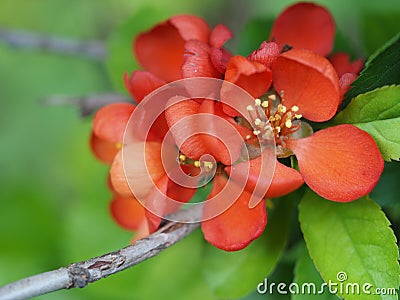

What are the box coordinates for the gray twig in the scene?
[0,208,201,300]
[41,93,133,116]
[0,27,106,60]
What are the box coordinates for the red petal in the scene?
[225,157,303,199]
[110,143,165,199]
[169,15,210,43]
[248,41,280,68]
[182,40,221,78]
[286,124,384,202]
[339,73,358,97]
[135,22,185,82]
[167,176,196,204]
[165,99,207,160]
[272,49,340,122]
[210,47,232,74]
[141,175,168,232]
[270,2,335,56]
[201,175,267,251]
[198,100,242,165]
[209,24,233,48]
[110,196,146,231]
[93,103,135,143]
[266,161,304,198]
[124,71,166,102]
[225,56,272,98]
[90,132,119,164]
[329,53,364,77]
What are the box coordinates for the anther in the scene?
[203,161,214,171]
[275,126,281,133]
[246,105,254,111]
[285,119,292,128]
[254,118,262,126]
[179,154,186,162]
[245,134,251,140]
[291,105,299,112]
[277,104,287,113]
[254,98,261,106]
[295,114,302,119]
[253,130,261,136]
[268,94,276,101]
[261,101,269,108]
[194,161,201,168]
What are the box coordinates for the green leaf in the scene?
[335,85,400,161]
[299,189,400,300]
[202,194,297,298]
[292,243,339,300]
[341,33,400,109]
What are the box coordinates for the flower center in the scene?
[243,90,303,158]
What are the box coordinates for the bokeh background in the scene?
[1,0,399,299]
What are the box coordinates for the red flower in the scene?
[225,48,383,202]
[89,4,383,252]
[268,2,364,93]
[133,15,232,83]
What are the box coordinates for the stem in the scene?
[0,208,200,300]
[0,27,106,60]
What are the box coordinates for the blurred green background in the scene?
[1,0,399,299]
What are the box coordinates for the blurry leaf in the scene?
[299,189,400,300]
[335,85,400,161]
[341,33,400,108]
[106,7,172,92]
[236,19,273,56]
[333,30,360,59]
[292,243,338,300]
[202,194,296,298]
[371,162,400,208]
[362,12,400,55]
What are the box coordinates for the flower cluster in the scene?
[91,2,383,251]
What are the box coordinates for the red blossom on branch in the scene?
[89,3,383,251]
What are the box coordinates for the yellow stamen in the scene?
[254,118,262,126]
[246,105,254,111]
[254,98,261,106]
[277,104,287,113]
[203,162,214,171]
[194,161,201,168]
[179,154,186,162]
[285,119,292,128]
[291,105,299,112]
[253,130,261,136]
[268,94,276,101]
[261,101,269,108]
[295,114,302,119]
